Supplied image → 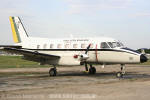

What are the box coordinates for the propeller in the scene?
[74,44,91,60]
[85,44,91,54]
[80,44,91,60]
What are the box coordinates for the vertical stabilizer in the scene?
[9,16,29,43]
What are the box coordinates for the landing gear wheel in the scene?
[116,64,126,78]
[49,68,57,76]
[89,67,96,74]
[116,72,123,78]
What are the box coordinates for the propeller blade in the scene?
[85,44,91,54]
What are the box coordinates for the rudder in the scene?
[9,16,29,43]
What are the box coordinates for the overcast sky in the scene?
[0,0,150,49]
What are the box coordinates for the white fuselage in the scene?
[17,37,142,66]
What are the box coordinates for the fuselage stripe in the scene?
[21,48,139,56]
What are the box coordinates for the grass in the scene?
[0,56,50,68]
[0,56,149,68]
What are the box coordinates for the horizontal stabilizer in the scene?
[0,45,22,49]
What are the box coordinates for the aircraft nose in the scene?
[140,54,148,63]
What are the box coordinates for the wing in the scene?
[0,47,60,64]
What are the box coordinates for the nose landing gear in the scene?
[116,64,125,78]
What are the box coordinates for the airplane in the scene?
[0,16,148,78]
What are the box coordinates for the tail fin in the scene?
[9,16,29,43]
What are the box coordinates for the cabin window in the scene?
[73,44,78,48]
[81,44,86,48]
[37,45,40,49]
[50,44,54,49]
[65,44,70,49]
[57,44,62,49]
[101,42,110,48]
[43,44,47,49]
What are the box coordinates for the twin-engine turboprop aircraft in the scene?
[0,16,148,78]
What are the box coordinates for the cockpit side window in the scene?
[112,42,117,48]
[108,42,123,48]
[117,42,121,47]
[101,42,110,48]
[108,42,113,48]
[119,42,124,47]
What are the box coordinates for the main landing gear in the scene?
[85,63,96,74]
[116,64,125,78]
[89,64,96,74]
[49,66,57,76]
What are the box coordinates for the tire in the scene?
[116,72,123,78]
[49,68,57,76]
[92,67,96,74]
[89,67,96,74]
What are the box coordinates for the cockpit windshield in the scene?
[101,42,110,48]
[108,42,123,48]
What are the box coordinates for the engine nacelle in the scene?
[80,54,89,60]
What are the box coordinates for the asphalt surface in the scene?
[0,65,150,100]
